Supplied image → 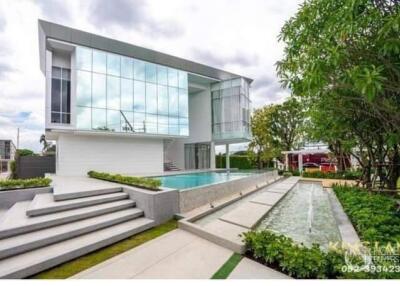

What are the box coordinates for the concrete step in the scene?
[53,186,123,201]
[27,192,129,217]
[0,199,135,239]
[0,217,155,278]
[0,208,143,260]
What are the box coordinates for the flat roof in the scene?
[38,20,253,83]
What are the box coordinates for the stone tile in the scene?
[134,237,232,279]
[250,192,285,206]
[228,258,290,279]
[219,202,272,229]
[203,219,248,244]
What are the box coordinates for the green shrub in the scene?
[0,177,52,191]
[9,160,17,179]
[283,171,292,177]
[333,185,400,244]
[302,170,361,180]
[215,155,256,169]
[16,149,37,157]
[243,230,400,279]
[291,170,300,176]
[88,171,162,191]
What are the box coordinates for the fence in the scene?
[16,155,55,179]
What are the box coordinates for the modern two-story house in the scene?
[39,20,252,176]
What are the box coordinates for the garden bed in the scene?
[0,177,52,191]
[87,171,162,191]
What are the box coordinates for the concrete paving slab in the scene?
[134,236,232,279]
[250,191,285,206]
[203,219,248,244]
[50,175,123,201]
[228,258,290,279]
[74,229,232,279]
[219,202,272,229]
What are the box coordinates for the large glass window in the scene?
[107,54,120,77]
[51,66,71,124]
[92,73,106,108]
[76,47,92,71]
[76,70,91,107]
[92,50,106,74]
[74,45,189,136]
[146,83,157,114]
[107,76,120,110]
[121,56,133,79]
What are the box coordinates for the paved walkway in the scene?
[228,258,290,279]
[73,229,289,279]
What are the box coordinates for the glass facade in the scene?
[75,46,189,136]
[211,78,251,141]
[184,143,211,169]
[51,67,71,124]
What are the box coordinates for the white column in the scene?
[226,143,230,172]
[284,153,289,171]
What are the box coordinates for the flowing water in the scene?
[257,181,341,248]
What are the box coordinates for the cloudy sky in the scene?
[0,0,302,152]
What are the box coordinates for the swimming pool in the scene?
[155,171,252,190]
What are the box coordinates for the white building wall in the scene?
[165,85,216,169]
[57,134,164,176]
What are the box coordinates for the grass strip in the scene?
[31,219,178,279]
[211,253,243,279]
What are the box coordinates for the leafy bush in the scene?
[243,230,400,279]
[302,170,361,180]
[291,170,300,176]
[283,171,292,177]
[333,185,400,244]
[9,160,17,179]
[88,171,162,191]
[0,177,52,191]
[16,149,37,157]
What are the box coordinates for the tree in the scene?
[277,0,400,188]
[248,98,306,169]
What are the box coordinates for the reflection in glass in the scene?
[121,78,133,111]
[76,71,92,107]
[134,80,145,112]
[134,112,145,132]
[157,85,168,115]
[121,56,133,79]
[93,50,106,74]
[92,73,106,108]
[134,59,145,81]
[178,71,188,89]
[77,107,91,129]
[121,111,134,132]
[169,117,179,135]
[146,113,157,134]
[179,89,188,118]
[107,76,120,110]
[157,66,168,85]
[168,68,178,87]
[92,108,106,130]
[158,115,169,134]
[168,87,179,116]
[145,63,157,83]
[76,47,92,71]
[107,109,121,132]
[146,83,157,114]
[107,54,120,76]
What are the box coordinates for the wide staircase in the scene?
[0,186,154,278]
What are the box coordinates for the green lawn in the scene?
[31,219,178,279]
[211,253,243,279]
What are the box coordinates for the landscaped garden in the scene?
[0,177,52,191]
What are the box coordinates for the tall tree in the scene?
[277,0,400,188]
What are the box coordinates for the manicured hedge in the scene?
[333,185,400,244]
[0,177,52,191]
[215,155,255,169]
[302,170,361,180]
[88,171,162,191]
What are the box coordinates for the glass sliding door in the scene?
[184,143,210,169]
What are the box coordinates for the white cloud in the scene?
[0,0,302,152]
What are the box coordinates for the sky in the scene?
[0,0,302,153]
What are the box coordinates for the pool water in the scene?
[155,171,251,190]
[257,181,341,248]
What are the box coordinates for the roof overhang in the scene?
[38,20,253,84]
